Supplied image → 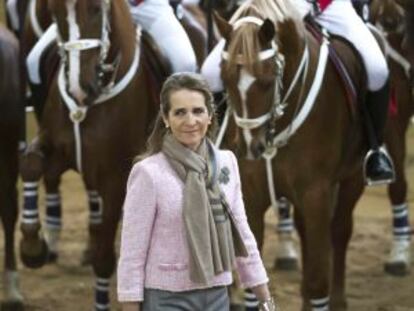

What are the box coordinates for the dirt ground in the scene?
[0,112,413,310]
[1,5,414,310]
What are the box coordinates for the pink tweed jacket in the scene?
[117,149,269,302]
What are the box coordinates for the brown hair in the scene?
[135,72,218,162]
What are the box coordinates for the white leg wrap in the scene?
[3,270,23,302]
[276,232,298,260]
[386,240,411,267]
[45,227,61,253]
[311,297,329,311]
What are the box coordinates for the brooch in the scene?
[218,166,230,185]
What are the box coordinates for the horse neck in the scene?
[108,1,137,78]
[37,0,52,30]
[278,19,307,97]
[266,23,320,134]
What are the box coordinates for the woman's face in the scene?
[164,88,212,151]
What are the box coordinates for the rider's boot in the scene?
[363,80,395,186]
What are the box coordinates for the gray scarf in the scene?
[162,135,248,284]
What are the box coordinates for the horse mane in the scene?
[225,0,304,74]
[109,0,137,68]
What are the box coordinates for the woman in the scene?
[117,72,275,311]
[201,0,395,186]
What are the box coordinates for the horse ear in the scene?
[213,11,233,41]
[258,19,275,45]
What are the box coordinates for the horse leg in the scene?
[298,183,336,311]
[293,205,308,301]
[0,151,24,309]
[19,139,48,268]
[91,185,123,311]
[44,170,102,266]
[330,174,364,310]
[273,197,298,271]
[384,120,411,276]
[43,163,67,264]
[80,189,103,266]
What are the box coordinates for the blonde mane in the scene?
[225,0,304,74]
[230,0,300,24]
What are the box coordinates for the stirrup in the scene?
[363,146,395,186]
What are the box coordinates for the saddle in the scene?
[305,15,367,117]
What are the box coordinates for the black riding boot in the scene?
[364,80,395,185]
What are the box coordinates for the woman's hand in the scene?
[250,283,270,302]
[250,284,277,311]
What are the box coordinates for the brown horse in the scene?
[19,0,210,266]
[215,0,369,309]
[19,0,159,309]
[20,0,98,265]
[0,24,24,310]
[370,0,414,276]
[396,0,414,65]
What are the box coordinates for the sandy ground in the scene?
[1,5,414,310]
[0,114,413,311]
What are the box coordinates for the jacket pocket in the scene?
[158,263,188,271]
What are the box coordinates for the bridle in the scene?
[50,0,141,173]
[216,15,329,210]
[55,0,121,104]
[220,16,310,157]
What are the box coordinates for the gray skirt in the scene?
[142,286,230,311]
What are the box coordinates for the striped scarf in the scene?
[162,135,248,284]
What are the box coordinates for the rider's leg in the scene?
[130,0,197,72]
[316,0,394,185]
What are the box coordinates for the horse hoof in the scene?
[0,300,25,311]
[19,238,49,269]
[80,248,92,266]
[384,262,410,276]
[46,251,58,264]
[384,240,411,276]
[230,303,245,311]
[274,258,298,271]
[330,297,347,311]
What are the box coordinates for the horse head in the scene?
[392,0,414,96]
[48,0,113,106]
[215,1,306,159]
[372,0,406,33]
